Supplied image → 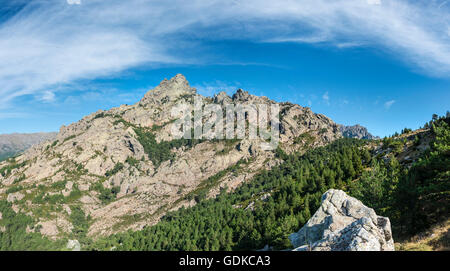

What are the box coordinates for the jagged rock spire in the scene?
[213,91,232,105]
[140,74,196,104]
[232,89,250,101]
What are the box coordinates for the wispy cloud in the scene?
[39,91,56,103]
[0,0,448,109]
[66,0,81,5]
[62,85,150,106]
[384,100,396,109]
[0,112,30,119]
[322,91,330,105]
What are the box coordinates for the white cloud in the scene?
[439,1,449,9]
[0,0,449,109]
[0,112,30,119]
[67,0,81,5]
[336,42,365,49]
[367,0,382,5]
[265,34,329,44]
[322,91,330,105]
[39,91,56,103]
[384,100,396,109]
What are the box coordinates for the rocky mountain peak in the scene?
[213,91,232,105]
[140,74,196,104]
[232,89,250,101]
[161,73,190,89]
[231,88,272,105]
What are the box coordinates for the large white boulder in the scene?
[289,189,394,251]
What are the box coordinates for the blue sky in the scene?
[0,0,449,137]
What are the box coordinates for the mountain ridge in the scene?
[0,75,447,251]
[0,74,343,239]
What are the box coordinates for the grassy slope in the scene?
[396,219,449,251]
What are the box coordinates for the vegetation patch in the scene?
[133,127,204,168]
[294,132,315,146]
[0,160,27,177]
[112,214,143,232]
[69,206,91,245]
[125,156,140,169]
[63,135,77,143]
[13,174,26,184]
[6,185,24,194]
[0,200,65,250]
[105,162,124,177]
[91,182,121,204]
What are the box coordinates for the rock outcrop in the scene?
[66,240,81,251]
[289,189,394,251]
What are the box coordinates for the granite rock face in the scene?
[289,189,394,251]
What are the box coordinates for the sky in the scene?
[0,0,449,137]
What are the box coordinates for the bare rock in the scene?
[213,91,232,105]
[37,221,59,238]
[67,240,81,251]
[7,192,24,203]
[289,189,394,251]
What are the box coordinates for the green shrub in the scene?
[6,185,24,194]
[51,180,67,190]
[105,162,124,177]
[0,161,27,177]
[125,156,140,168]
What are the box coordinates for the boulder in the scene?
[289,189,394,251]
[7,192,24,203]
[67,240,81,251]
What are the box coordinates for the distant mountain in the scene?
[0,132,57,161]
[339,124,379,140]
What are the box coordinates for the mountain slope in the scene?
[88,115,448,251]
[0,74,342,239]
[396,218,449,251]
